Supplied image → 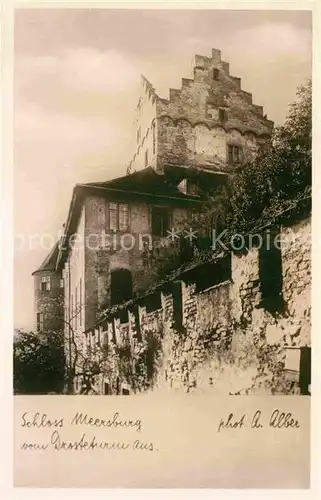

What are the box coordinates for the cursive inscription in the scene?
[269,409,300,429]
[21,412,64,428]
[218,408,300,432]
[70,411,142,432]
[218,413,246,432]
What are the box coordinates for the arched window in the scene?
[110,268,133,305]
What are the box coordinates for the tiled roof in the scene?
[32,241,60,275]
[82,166,199,200]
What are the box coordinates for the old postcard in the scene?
[8,3,315,491]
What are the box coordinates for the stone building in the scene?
[127,48,273,176]
[86,199,311,396]
[32,48,290,394]
[32,242,64,333]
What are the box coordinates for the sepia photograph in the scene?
[14,8,312,398]
[9,4,316,489]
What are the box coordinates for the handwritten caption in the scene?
[217,409,300,432]
[20,411,157,452]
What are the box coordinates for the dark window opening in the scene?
[179,236,194,266]
[116,377,120,395]
[104,382,111,395]
[122,388,130,395]
[219,108,227,122]
[186,180,198,196]
[172,281,183,331]
[145,291,162,313]
[111,320,117,344]
[151,207,170,237]
[41,275,51,291]
[228,145,242,165]
[36,312,44,332]
[258,228,284,312]
[118,308,129,324]
[299,347,311,395]
[195,255,231,293]
[213,68,220,80]
[133,306,142,340]
[110,268,133,306]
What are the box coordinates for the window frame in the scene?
[213,68,220,80]
[227,144,243,165]
[36,312,44,332]
[150,206,172,237]
[219,108,227,122]
[41,275,51,291]
[186,179,199,196]
[108,202,130,232]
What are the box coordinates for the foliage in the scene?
[14,330,65,394]
[113,329,163,392]
[226,79,312,233]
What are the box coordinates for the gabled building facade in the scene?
[127,48,273,176]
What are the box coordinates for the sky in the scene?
[14,8,312,330]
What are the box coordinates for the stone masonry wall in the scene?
[156,49,274,172]
[91,217,311,396]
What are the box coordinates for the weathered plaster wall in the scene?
[128,78,158,174]
[77,194,191,330]
[93,217,311,396]
[63,207,85,335]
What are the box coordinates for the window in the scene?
[145,149,149,167]
[258,228,283,312]
[104,382,111,395]
[60,279,64,288]
[228,145,242,165]
[110,268,133,305]
[219,108,227,122]
[145,292,162,313]
[119,204,129,231]
[98,203,106,225]
[36,312,44,332]
[108,203,129,232]
[41,275,51,291]
[133,306,142,340]
[122,388,130,395]
[195,255,231,293]
[213,68,220,80]
[118,309,129,324]
[186,180,198,196]
[151,207,171,237]
[299,347,311,395]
